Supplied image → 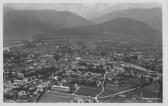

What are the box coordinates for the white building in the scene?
[51,85,70,92]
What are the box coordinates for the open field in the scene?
[99,77,145,97]
[99,88,161,103]
[99,95,146,103]
[75,86,102,97]
[38,90,77,103]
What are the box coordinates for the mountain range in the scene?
[3,7,94,41]
[3,7,162,42]
[57,18,161,41]
[92,8,162,31]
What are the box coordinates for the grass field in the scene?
[75,86,102,97]
[99,88,160,103]
[99,95,147,103]
[38,90,77,103]
[99,77,145,97]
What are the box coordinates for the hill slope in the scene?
[57,18,161,41]
[3,7,94,41]
[92,8,162,31]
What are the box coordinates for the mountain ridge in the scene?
[3,7,162,42]
[3,7,94,41]
[56,17,161,41]
[92,8,162,31]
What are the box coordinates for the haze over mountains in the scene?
[3,6,162,43]
[3,7,94,41]
[57,18,161,41]
[92,8,162,31]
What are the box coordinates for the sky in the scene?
[4,3,161,19]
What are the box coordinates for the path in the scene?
[94,70,108,103]
[98,86,141,99]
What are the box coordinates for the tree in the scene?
[17,72,24,79]
[124,67,131,76]
[53,53,61,61]
[158,79,163,102]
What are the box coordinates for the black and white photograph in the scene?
[2,0,167,103]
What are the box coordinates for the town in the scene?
[3,38,162,103]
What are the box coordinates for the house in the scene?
[36,81,50,92]
[51,85,70,92]
[70,97,84,103]
[135,70,147,79]
[36,86,43,92]
[18,91,26,97]
[23,78,29,83]
[61,78,67,84]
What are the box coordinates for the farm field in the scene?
[99,77,145,97]
[99,88,160,103]
[99,95,146,103]
[38,90,77,103]
[75,86,102,97]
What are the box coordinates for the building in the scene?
[18,91,27,97]
[51,85,70,92]
[36,81,50,92]
[70,97,84,103]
